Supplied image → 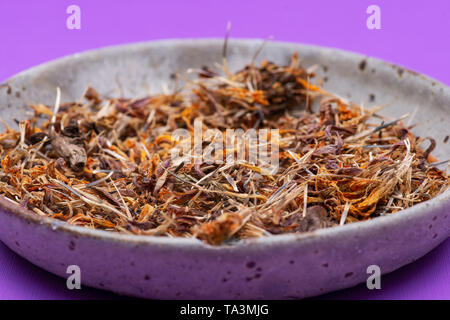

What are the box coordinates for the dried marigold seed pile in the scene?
[0,54,448,245]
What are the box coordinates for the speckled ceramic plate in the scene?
[0,39,449,299]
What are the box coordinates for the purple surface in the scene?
[0,0,448,299]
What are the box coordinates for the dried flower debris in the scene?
[0,53,448,245]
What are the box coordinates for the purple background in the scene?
[0,0,448,299]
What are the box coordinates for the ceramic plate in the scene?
[0,39,448,299]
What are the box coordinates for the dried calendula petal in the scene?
[0,54,447,245]
[194,213,242,245]
[30,104,53,116]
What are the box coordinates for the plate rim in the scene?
[0,38,449,249]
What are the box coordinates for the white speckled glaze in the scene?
[0,39,448,299]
